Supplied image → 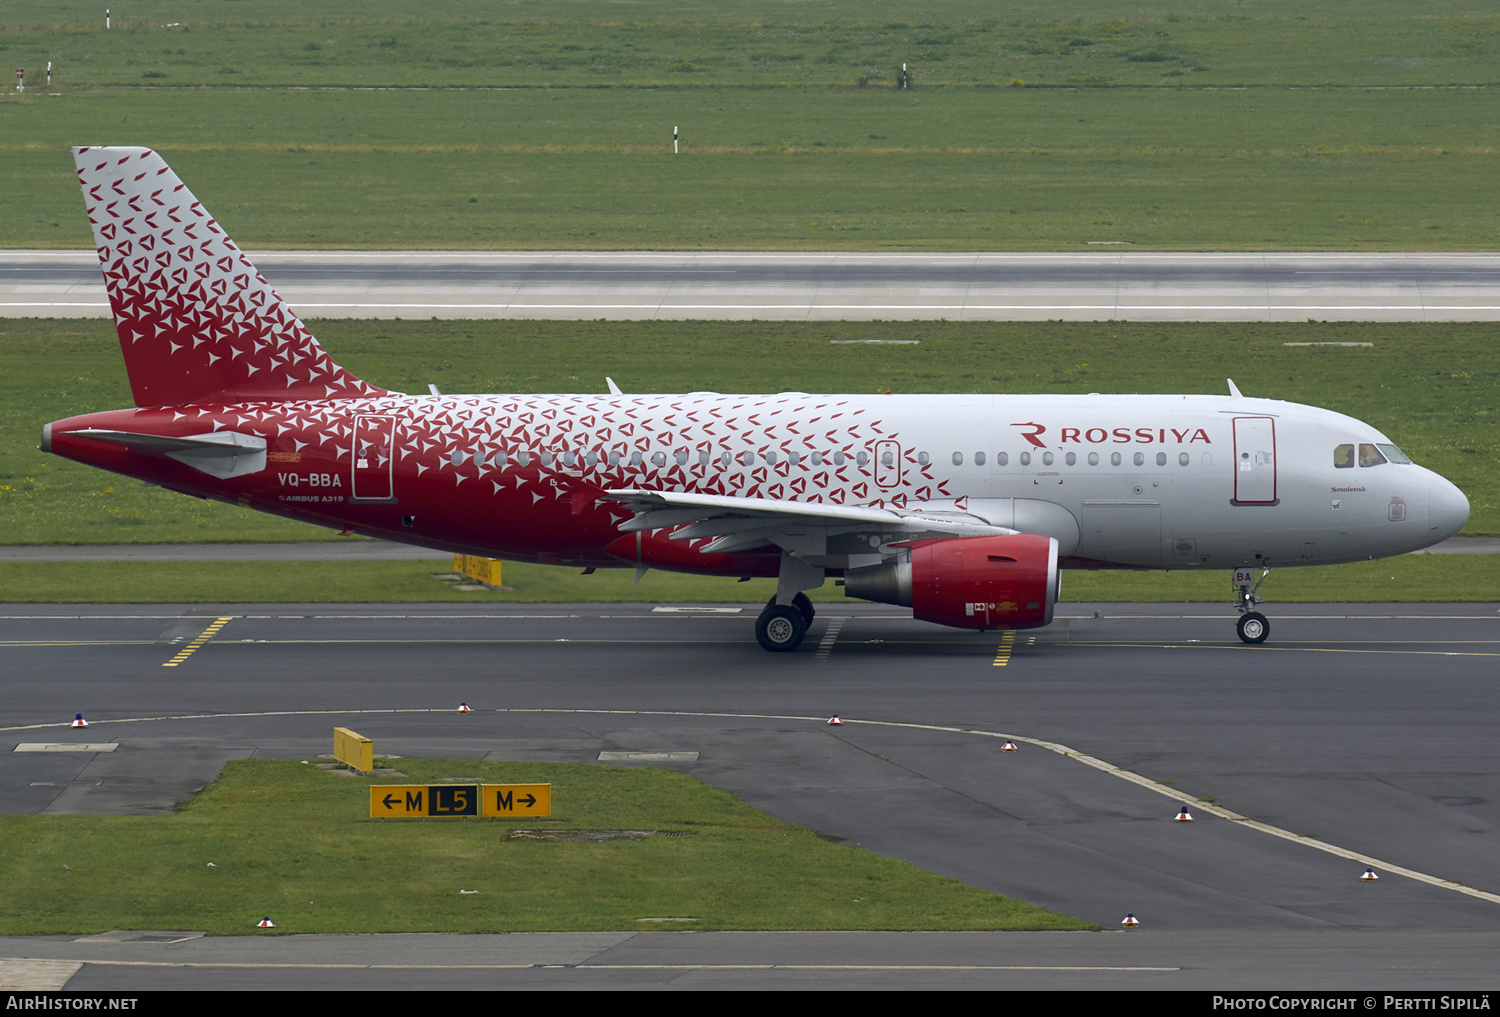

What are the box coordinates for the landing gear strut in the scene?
[756,553,824,652]
[756,593,814,652]
[1233,566,1270,644]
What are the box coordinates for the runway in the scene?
[6,250,1500,322]
[3,602,1498,989]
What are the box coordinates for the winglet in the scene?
[1226,378,1243,398]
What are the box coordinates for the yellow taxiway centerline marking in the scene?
[992,631,1015,667]
[0,641,156,647]
[1073,642,1500,657]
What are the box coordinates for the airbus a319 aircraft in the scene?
[42,148,1471,651]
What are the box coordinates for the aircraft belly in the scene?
[1077,500,1163,565]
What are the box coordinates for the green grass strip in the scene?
[0,758,1091,934]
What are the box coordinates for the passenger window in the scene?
[1088,452,1099,466]
[1334,444,1355,469]
[952,452,964,466]
[1133,452,1145,466]
[1178,452,1189,466]
[834,451,847,466]
[789,451,801,467]
[917,451,929,466]
[1065,452,1076,466]
[1156,452,1167,466]
[974,451,986,466]
[1111,452,1121,466]
[856,451,868,467]
[518,450,532,467]
[1359,443,1387,468]
[997,452,1008,466]
[881,451,893,467]
[653,451,666,468]
[766,450,778,466]
[1042,452,1054,466]
[1019,451,1031,466]
[630,451,643,467]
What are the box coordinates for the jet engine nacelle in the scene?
[844,533,1060,631]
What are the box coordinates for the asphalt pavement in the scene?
[6,250,1500,321]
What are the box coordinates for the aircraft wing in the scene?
[602,488,1014,554]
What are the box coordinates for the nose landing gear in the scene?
[1233,566,1270,644]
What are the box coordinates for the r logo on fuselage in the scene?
[1011,421,1047,448]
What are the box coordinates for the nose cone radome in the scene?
[1429,476,1470,544]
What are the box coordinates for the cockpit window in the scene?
[1334,444,1355,469]
[1358,443,1387,468]
[1377,443,1412,464]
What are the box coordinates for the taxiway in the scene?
[2,602,1497,989]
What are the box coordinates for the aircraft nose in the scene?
[1429,476,1470,543]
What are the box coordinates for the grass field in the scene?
[2,2,1499,249]
[1,553,1495,606]
[0,757,1090,934]
[7,88,1499,250]
[5,3,1498,89]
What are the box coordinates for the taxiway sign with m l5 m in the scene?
[370,784,551,818]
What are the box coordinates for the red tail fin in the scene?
[74,146,385,407]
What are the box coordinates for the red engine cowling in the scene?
[844,533,1059,631]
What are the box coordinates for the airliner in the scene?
[41,148,1471,651]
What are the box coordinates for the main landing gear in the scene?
[1233,566,1270,644]
[756,593,816,652]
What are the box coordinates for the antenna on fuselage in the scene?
[606,377,623,395]
[1226,378,1243,398]
[429,384,442,396]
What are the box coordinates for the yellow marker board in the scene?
[481,783,551,818]
[452,555,502,585]
[335,727,373,772]
[369,783,550,818]
[370,785,479,818]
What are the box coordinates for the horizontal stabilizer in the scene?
[69,428,267,480]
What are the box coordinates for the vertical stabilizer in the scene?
[74,146,384,406]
